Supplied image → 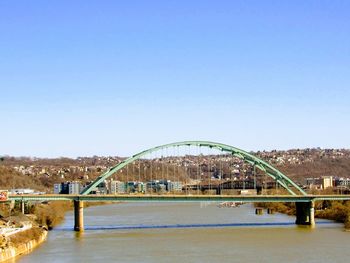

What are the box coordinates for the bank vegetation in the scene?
[255,199,350,229]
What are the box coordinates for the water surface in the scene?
[18,202,350,263]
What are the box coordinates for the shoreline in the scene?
[255,201,350,230]
[0,227,48,262]
[0,201,73,262]
[0,201,114,262]
[4,200,347,262]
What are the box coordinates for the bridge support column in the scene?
[21,201,25,214]
[74,200,84,232]
[295,201,315,227]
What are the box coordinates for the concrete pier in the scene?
[295,201,315,226]
[74,200,84,232]
[21,201,25,214]
[267,208,275,214]
[255,208,264,215]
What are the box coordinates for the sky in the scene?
[0,0,349,157]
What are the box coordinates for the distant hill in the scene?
[1,148,350,192]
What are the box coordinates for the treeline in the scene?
[256,200,350,229]
[0,201,72,230]
[34,201,72,229]
[0,166,47,191]
[1,153,350,193]
[32,201,110,229]
[277,158,350,182]
[316,201,350,229]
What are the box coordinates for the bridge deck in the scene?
[5,194,350,202]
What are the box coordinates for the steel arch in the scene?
[81,141,307,196]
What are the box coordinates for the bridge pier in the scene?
[295,201,315,227]
[21,201,25,214]
[74,200,84,232]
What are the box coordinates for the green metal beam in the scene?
[80,141,307,195]
[6,194,350,203]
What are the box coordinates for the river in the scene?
[17,202,350,262]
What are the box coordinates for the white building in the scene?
[336,177,350,187]
[10,189,35,194]
[322,176,333,189]
[110,180,126,194]
[54,184,61,194]
[168,181,183,192]
[68,182,81,194]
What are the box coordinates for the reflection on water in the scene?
[55,221,335,231]
[18,203,350,263]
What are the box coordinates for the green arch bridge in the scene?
[80,141,307,196]
[5,141,350,231]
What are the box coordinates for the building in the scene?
[157,183,167,193]
[306,178,323,190]
[136,182,145,193]
[146,181,156,193]
[168,181,183,192]
[53,181,82,194]
[96,182,108,194]
[61,182,70,194]
[110,180,127,194]
[10,189,35,195]
[126,181,136,193]
[69,181,81,194]
[335,177,350,187]
[144,180,183,193]
[322,176,333,189]
[54,184,62,194]
[306,176,334,190]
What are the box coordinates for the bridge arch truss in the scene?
[81,141,307,196]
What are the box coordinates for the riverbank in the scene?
[255,201,350,229]
[0,227,47,262]
[33,201,71,230]
[34,201,112,229]
[17,202,350,263]
[0,200,111,262]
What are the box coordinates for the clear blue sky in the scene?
[1,0,349,157]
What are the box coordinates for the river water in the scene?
[18,202,350,263]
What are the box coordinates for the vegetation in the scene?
[1,153,350,230]
[32,201,110,229]
[0,166,47,191]
[256,200,350,230]
[315,201,350,229]
[7,227,44,245]
[34,201,72,229]
[276,158,350,183]
[1,153,350,193]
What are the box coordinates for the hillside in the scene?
[1,148,350,192]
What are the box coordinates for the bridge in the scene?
[8,194,350,203]
[3,141,350,231]
[8,193,350,231]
